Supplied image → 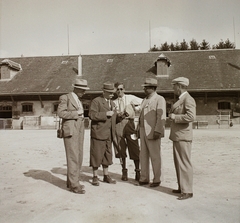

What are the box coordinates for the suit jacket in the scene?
[89,95,116,140]
[139,92,166,139]
[57,93,81,137]
[169,92,196,141]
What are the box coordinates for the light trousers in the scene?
[139,127,162,183]
[173,141,193,193]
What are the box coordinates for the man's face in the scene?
[103,91,114,99]
[172,84,181,96]
[116,84,125,98]
[74,88,86,98]
[143,86,154,96]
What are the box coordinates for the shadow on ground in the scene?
[23,169,68,191]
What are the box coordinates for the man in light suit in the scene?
[169,77,196,200]
[57,78,89,194]
[138,78,166,187]
[88,81,117,186]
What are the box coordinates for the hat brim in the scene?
[103,88,116,93]
[141,84,157,87]
[171,82,188,86]
[73,84,90,90]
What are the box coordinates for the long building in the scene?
[0,49,239,129]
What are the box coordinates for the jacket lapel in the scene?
[68,93,79,109]
[170,92,188,113]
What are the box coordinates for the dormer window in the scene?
[0,59,21,81]
[155,54,171,78]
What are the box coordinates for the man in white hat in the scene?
[88,81,117,186]
[138,78,166,187]
[57,78,90,194]
[169,77,196,200]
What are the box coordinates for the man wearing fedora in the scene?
[138,78,166,187]
[169,77,196,200]
[57,78,90,194]
[88,81,117,186]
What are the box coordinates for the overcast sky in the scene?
[1,0,240,58]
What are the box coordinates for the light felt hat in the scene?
[73,79,90,90]
[102,81,116,93]
[141,78,158,87]
[171,77,189,86]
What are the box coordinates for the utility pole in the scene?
[233,17,236,48]
[149,21,151,51]
[67,25,70,55]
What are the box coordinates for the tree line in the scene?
[149,38,235,51]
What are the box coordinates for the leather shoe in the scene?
[103,175,116,184]
[172,189,181,193]
[92,176,99,186]
[150,182,160,187]
[178,193,193,200]
[70,186,85,194]
[138,181,149,186]
[69,184,85,190]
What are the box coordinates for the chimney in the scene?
[78,55,82,76]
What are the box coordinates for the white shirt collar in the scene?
[179,91,187,99]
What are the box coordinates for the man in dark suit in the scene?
[169,77,196,200]
[88,81,117,186]
[57,78,89,194]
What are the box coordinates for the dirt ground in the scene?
[0,126,240,223]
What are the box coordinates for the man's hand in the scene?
[153,131,161,140]
[169,113,176,120]
[106,111,114,117]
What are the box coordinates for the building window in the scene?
[0,105,12,111]
[218,101,231,110]
[22,103,33,113]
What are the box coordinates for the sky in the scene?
[0,0,240,58]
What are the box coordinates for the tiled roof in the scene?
[0,49,239,96]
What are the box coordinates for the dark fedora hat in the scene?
[102,81,116,93]
[72,79,90,90]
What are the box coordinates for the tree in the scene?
[190,39,199,50]
[160,42,169,51]
[169,43,175,51]
[180,39,189,50]
[175,42,181,51]
[149,44,159,52]
[212,39,235,49]
[200,39,210,50]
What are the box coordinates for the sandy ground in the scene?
[0,127,240,223]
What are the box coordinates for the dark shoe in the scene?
[103,175,116,184]
[70,186,85,194]
[121,169,128,181]
[92,176,99,186]
[178,193,193,200]
[68,183,84,190]
[172,189,181,193]
[150,182,160,187]
[135,169,140,181]
[138,181,149,186]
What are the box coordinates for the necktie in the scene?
[119,98,124,112]
[107,99,111,110]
